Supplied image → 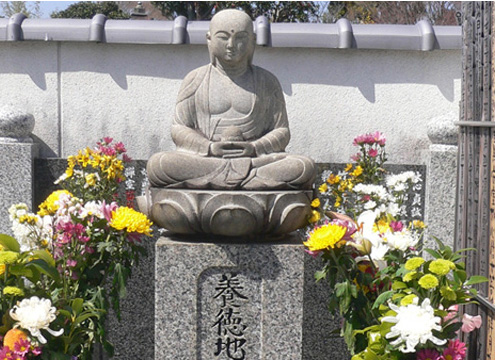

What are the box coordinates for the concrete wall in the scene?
[0,41,461,164]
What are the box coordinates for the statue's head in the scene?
[207,9,256,67]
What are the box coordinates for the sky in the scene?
[36,1,79,18]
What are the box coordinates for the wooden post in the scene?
[457,2,492,359]
[487,3,495,359]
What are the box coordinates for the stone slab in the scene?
[424,144,457,249]
[155,234,305,359]
[0,141,38,235]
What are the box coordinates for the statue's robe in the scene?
[147,64,315,190]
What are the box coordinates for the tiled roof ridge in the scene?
[0,14,461,50]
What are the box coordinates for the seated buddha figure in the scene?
[147,9,316,191]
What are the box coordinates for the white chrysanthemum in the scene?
[354,184,389,200]
[54,172,68,184]
[37,215,54,247]
[10,296,64,344]
[353,211,389,269]
[381,298,446,353]
[387,202,400,217]
[364,200,377,210]
[386,171,420,188]
[80,200,105,219]
[384,230,419,251]
[11,220,37,251]
[8,203,29,222]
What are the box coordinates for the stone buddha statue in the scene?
[147,9,316,191]
[141,9,316,237]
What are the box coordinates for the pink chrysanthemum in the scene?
[416,348,441,360]
[368,148,378,158]
[14,337,30,356]
[443,339,467,360]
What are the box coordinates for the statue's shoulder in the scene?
[177,64,211,102]
[182,64,210,84]
[253,65,280,87]
[252,65,283,91]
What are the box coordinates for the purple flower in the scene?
[416,348,441,360]
[67,259,77,268]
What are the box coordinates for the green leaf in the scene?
[453,270,467,284]
[424,249,442,259]
[57,309,72,319]
[454,247,477,254]
[0,233,20,252]
[31,249,55,267]
[8,264,34,278]
[391,281,407,290]
[71,298,84,315]
[465,275,488,286]
[372,290,394,310]
[74,312,98,326]
[335,282,348,297]
[315,270,327,281]
[25,259,60,283]
[433,236,446,251]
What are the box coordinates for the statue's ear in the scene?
[206,31,211,43]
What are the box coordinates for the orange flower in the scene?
[3,328,28,350]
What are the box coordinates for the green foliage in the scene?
[322,1,460,25]
[0,1,42,18]
[51,1,130,19]
[151,1,321,22]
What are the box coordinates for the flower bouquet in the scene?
[304,132,486,359]
[0,138,152,359]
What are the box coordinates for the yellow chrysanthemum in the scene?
[110,207,153,235]
[38,190,72,216]
[311,198,320,208]
[3,286,24,297]
[0,251,20,265]
[351,165,363,177]
[76,148,92,167]
[18,214,38,225]
[3,328,28,350]
[418,274,439,290]
[319,183,328,193]
[400,294,417,306]
[440,286,457,301]
[405,257,425,271]
[373,219,390,234]
[345,163,353,172]
[0,264,5,276]
[90,152,102,168]
[327,174,340,185]
[429,259,455,276]
[303,223,347,252]
[308,210,321,223]
[85,173,97,187]
[412,220,426,229]
[65,155,76,178]
[402,271,417,282]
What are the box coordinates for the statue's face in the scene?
[208,11,254,67]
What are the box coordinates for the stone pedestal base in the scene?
[140,188,313,237]
[155,235,304,359]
